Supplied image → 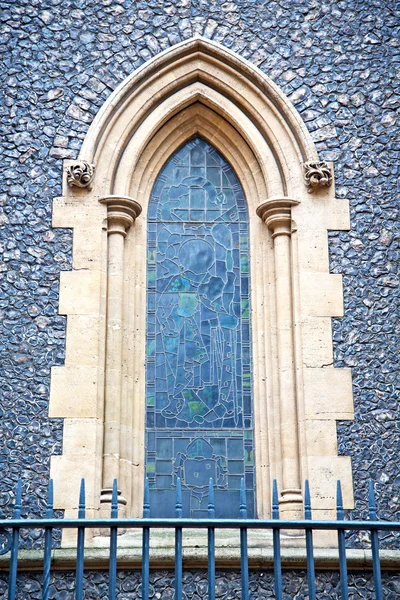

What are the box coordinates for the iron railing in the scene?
[1,478,399,600]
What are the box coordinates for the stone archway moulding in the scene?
[50,37,354,539]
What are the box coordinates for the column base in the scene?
[279,488,303,504]
[99,488,127,533]
[100,488,127,513]
[279,488,303,519]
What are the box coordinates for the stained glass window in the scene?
[145,137,255,518]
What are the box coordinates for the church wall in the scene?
[0,0,398,567]
[1,569,400,599]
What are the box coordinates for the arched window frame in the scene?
[145,136,256,519]
[50,37,354,542]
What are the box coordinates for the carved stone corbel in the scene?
[66,160,95,189]
[303,161,333,192]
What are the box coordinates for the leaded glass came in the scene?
[145,137,255,518]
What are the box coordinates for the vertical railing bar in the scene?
[336,481,349,600]
[304,480,316,600]
[75,479,86,600]
[207,478,215,600]
[42,479,54,600]
[8,479,22,600]
[109,479,119,600]
[175,477,183,600]
[240,478,249,600]
[141,477,150,600]
[272,480,283,600]
[368,480,383,600]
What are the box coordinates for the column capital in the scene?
[256,197,300,238]
[99,195,142,236]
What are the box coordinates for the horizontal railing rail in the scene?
[0,478,399,600]
[2,517,400,530]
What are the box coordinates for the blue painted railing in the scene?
[1,478,399,599]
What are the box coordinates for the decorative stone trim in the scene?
[257,198,302,514]
[50,37,354,540]
[99,196,141,511]
[256,198,300,237]
[99,196,142,236]
[66,160,95,189]
[3,543,400,571]
[303,161,333,192]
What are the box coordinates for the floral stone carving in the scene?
[66,160,95,189]
[303,161,333,191]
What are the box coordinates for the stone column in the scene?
[99,196,142,510]
[256,198,303,513]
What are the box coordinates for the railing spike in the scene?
[336,480,349,599]
[143,477,150,518]
[272,479,282,599]
[272,479,280,520]
[46,479,54,518]
[8,479,23,600]
[76,479,86,600]
[111,479,119,518]
[78,479,86,519]
[207,478,216,600]
[240,477,247,519]
[304,479,312,520]
[175,477,183,600]
[304,480,315,600]
[43,479,54,600]
[208,478,215,519]
[368,479,382,599]
[109,479,119,599]
[175,477,182,518]
[336,480,344,519]
[368,479,377,521]
[142,477,151,600]
[239,478,249,599]
[14,480,22,519]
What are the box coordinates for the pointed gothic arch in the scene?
[50,37,354,538]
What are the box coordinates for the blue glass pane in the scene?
[146,137,255,518]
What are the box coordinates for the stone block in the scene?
[59,271,102,316]
[72,226,104,270]
[303,367,354,420]
[300,316,333,368]
[299,273,344,317]
[65,314,102,366]
[297,229,329,273]
[49,366,100,418]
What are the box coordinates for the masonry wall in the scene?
[0,0,398,553]
[1,570,400,599]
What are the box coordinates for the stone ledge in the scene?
[1,548,400,572]
[1,530,399,571]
